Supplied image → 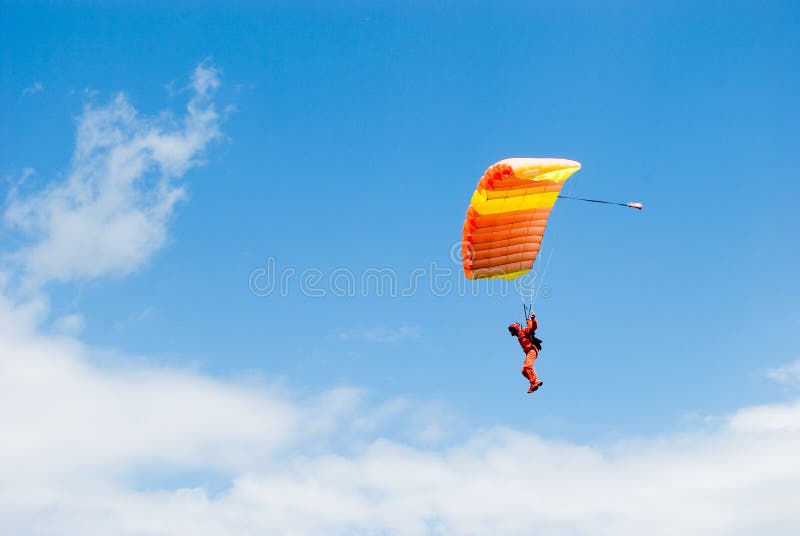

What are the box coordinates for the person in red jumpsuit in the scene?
[508,312,543,394]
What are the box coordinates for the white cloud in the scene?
[0,298,359,481]
[3,64,222,290]
[22,82,45,96]
[337,325,422,343]
[729,399,800,433]
[767,361,800,386]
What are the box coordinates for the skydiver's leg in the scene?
[522,349,541,393]
[522,349,537,378]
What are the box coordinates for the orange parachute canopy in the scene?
[462,158,581,280]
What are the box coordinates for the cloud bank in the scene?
[1,307,800,535]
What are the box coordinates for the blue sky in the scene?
[2,2,800,533]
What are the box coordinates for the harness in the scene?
[529,332,543,352]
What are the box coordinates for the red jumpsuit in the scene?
[511,317,542,393]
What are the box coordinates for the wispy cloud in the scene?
[51,313,86,335]
[113,305,156,333]
[767,361,800,386]
[3,64,222,290]
[337,325,422,343]
[22,82,44,96]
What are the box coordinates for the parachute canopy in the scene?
[462,158,581,280]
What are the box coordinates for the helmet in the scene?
[508,323,521,335]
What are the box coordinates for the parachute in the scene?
[461,158,581,280]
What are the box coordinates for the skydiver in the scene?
[508,312,543,394]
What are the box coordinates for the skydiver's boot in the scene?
[522,367,537,393]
